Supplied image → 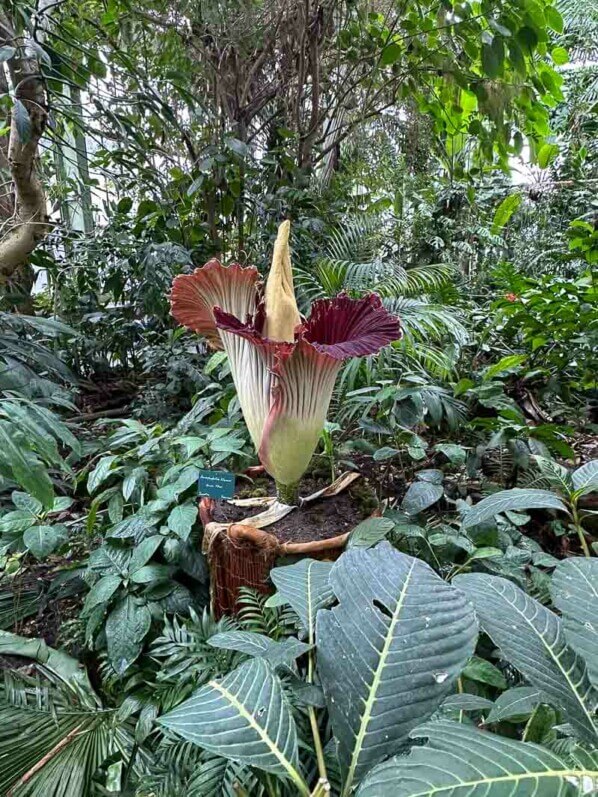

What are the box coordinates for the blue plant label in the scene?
[198,470,235,499]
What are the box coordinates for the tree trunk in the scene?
[0,13,50,283]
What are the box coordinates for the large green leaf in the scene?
[159,658,308,793]
[0,630,92,689]
[401,480,443,515]
[485,686,542,724]
[491,192,522,235]
[0,423,54,508]
[87,455,119,495]
[105,596,151,675]
[208,631,311,668]
[551,558,598,687]
[356,720,598,796]
[462,488,567,529]
[167,503,198,540]
[23,524,68,559]
[347,517,394,548]
[456,573,598,745]
[81,574,122,617]
[572,460,598,494]
[316,543,478,795]
[270,558,334,636]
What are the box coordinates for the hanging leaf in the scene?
[270,559,334,635]
[537,142,559,169]
[462,489,567,529]
[456,573,598,745]
[481,40,502,78]
[551,558,598,687]
[81,574,122,618]
[87,455,119,494]
[167,503,198,540]
[122,466,147,501]
[105,596,151,675]
[0,423,54,508]
[13,99,32,144]
[316,543,477,795]
[483,353,526,380]
[572,460,598,494]
[159,658,307,791]
[491,193,522,235]
[551,46,569,65]
[356,720,597,796]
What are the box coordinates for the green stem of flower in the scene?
[276,480,300,506]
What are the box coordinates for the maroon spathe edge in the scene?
[214,292,401,362]
[301,292,402,359]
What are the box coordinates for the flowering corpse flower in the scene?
[170,221,401,503]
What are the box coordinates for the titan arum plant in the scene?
[171,221,401,505]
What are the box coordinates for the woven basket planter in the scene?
[199,471,372,616]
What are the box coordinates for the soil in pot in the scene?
[211,472,377,544]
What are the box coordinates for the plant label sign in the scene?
[198,469,235,499]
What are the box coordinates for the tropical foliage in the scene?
[0,0,596,795]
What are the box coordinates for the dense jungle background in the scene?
[0,0,597,794]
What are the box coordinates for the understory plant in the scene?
[170,221,402,505]
[153,543,598,796]
[1,542,597,796]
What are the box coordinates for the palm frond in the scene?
[0,669,136,797]
[237,587,298,639]
[374,262,458,298]
[149,608,240,692]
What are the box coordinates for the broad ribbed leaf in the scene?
[23,524,67,559]
[572,460,598,493]
[401,480,443,515]
[317,542,478,795]
[551,558,598,687]
[456,573,598,745]
[270,559,334,635]
[347,517,394,548]
[158,658,307,792]
[208,631,311,667]
[105,596,151,675]
[485,686,542,723]
[88,455,118,494]
[441,693,494,712]
[356,720,598,796]
[462,488,567,528]
[491,193,523,235]
[167,503,198,540]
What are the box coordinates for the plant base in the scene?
[199,471,371,617]
[276,480,300,506]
